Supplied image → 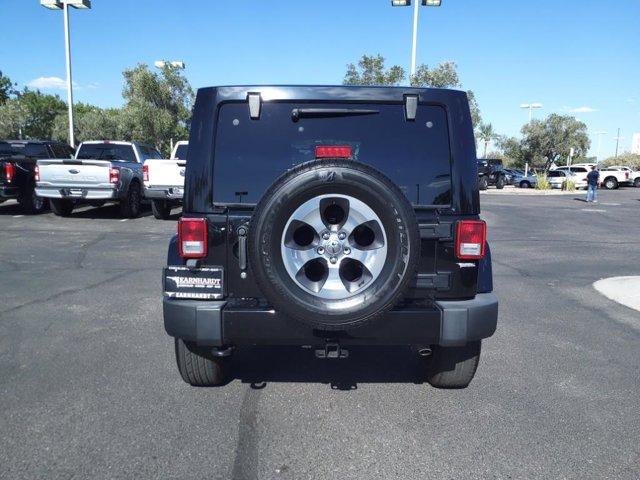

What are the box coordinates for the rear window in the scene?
[0,142,48,158]
[548,171,564,177]
[212,102,451,206]
[77,144,137,162]
[174,144,188,160]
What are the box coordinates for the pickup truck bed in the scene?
[143,140,188,219]
[36,159,118,200]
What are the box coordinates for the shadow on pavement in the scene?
[228,346,427,390]
[67,203,153,220]
[0,201,27,215]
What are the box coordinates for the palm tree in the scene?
[478,122,498,158]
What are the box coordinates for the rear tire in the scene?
[478,176,488,191]
[519,180,531,189]
[603,177,618,190]
[17,181,47,214]
[151,199,172,220]
[50,198,74,217]
[174,338,226,386]
[427,341,481,389]
[634,177,640,188]
[495,176,505,189]
[119,181,142,218]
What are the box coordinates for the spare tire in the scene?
[248,159,420,330]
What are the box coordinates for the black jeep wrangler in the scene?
[477,158,506,190]
[162,86,498,389]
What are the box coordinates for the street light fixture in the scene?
[520,102,542,122]
[391,0,442,77]
[154,60,186,70]
[40,0,92,148]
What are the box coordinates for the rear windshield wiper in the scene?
[291,108,379,122]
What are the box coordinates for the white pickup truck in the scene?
[598,166,633,190]
[143,140,188,219]
[36,140,162,218]
[606,165,640,188]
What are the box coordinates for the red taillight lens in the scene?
[143,164,149,182]
[625,171,629,179]
[4,163,14,183]
[178,218,208,259]
[34,165,40,182]
[315,145,352,159]
[109,167,119,184]
[455,220,487,260]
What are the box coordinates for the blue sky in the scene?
[1,0,639,158]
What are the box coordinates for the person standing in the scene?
[586,165,600,202]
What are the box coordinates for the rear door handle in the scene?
[237,226,248,271]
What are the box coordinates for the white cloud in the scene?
[27,76,81,90]
[568,106,598,113]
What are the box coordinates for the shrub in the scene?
[563,179,576,191]
[535,173,550,190]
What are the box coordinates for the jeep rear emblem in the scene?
[68,169,79,174]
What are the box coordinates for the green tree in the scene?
[52,103,125,144]
[521,114,590,170]
[343,54,406,86]
[0,98,28,138]
[0,70,18,105]
[409,61,459,88]
[478,122,498,158]
[0,88,66,140]
[600,152,640,169]
[497,136,527,167]
[498,115,591,170]
[121,63,194,155]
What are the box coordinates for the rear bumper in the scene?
[163,293,498,347]
[0,186,20,199]
[144,186,183,201]
[35,185,117,200]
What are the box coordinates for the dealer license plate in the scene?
[163,266,223,300]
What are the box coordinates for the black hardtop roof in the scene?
[198,85,468,104]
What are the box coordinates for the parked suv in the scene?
[0,139,74,213]
[477,158,506,190]
[36,140,162,217]
[162,86,498,389]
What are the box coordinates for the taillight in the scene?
[109,167,119,184]
[34,165,40,182]
[4,163,14,183]
[143,164,149,182]
[625,171,629,179]
[455,220,487,260]
[178,218,208,259]
[315,145,353,159]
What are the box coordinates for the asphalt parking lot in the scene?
[1,190,639,479]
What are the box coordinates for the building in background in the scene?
[632,133,640,155]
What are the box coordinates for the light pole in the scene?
[593,131,607,163]
[613,128,624,158]
[40,0,91,148]
[391,0,442,78]
[520,103,542,122]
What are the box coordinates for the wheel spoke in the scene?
[283,245,320,272]
[349,247,385,278]
[318,265,348,299]
[290,198,326,235]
